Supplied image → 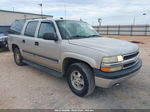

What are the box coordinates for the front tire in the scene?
[13,48,24,66]
[67,63,95,97]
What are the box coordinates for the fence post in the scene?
[118,25,120,35]
[107,25,109,35]
[145,24,148,36]
[98,26,100,34]
[131,25,133,36]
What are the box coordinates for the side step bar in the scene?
[23,59,63,78]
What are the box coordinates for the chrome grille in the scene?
[124,52,139,60]
[123,51,139,69]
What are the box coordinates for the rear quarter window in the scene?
[10,20,25,34]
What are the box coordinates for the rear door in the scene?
[20,21,39,62]
[30,21,61,71]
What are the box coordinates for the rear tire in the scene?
[67,63,95,97]
[13,47,24,66]
[0,44,3,52]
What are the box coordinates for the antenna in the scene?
[38,3,43,17]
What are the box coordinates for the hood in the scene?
[68,37,139,56]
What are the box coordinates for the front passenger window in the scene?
[38,22,56,38]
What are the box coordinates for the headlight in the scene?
[101,56,123,72]
[102,56,123,63]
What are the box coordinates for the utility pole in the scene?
[98,18,102,33]
[133,13,147,25]
[64,5,66,20]
[98,18,102,26]
[13,7,14,12]
[38,3,43,17]
[133,16,135,25]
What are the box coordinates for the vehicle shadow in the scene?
[0,48,9,53]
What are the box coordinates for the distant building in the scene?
[0,10,53,25]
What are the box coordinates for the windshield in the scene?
[56,20,101,39]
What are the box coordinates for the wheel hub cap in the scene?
[71,71,85,91]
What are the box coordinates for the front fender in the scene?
[61,52,97,70]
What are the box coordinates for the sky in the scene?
[0,0,150,25]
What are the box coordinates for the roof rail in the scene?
[15,17,47,21]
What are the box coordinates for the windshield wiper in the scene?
[87,35,101,37]
[70,35,88,39]
[69,35,101,39]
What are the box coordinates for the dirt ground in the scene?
[0,36,150,109]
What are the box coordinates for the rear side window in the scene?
[38,22,56,38]
[10,20,25,34]
[24,21,38,37]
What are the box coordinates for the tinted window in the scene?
[10,20,25,34]
[24,21,38,37]
[38,22,55,38]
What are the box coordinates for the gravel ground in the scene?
[0,36,150,109]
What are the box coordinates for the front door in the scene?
[31,21,61,71]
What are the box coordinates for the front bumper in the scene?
[93,59,142,88]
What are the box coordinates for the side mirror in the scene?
[43,33,58,41]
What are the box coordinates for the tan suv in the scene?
[8,18,142,97]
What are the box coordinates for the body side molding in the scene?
[23,59,63,77]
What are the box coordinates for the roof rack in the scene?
[15,17,48,21]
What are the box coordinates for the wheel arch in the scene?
[61,53,97,77]
[12,44,19,52]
